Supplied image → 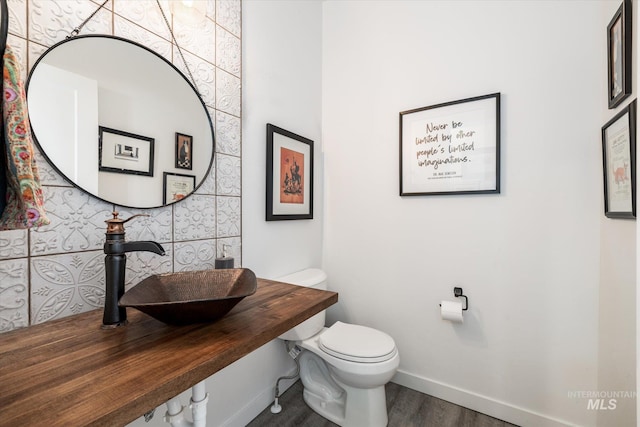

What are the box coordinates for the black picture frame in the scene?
[266,123,314,221]
[163,172,196,204]
[602,99,636,219]
[607,0,632,109]
[399,93,500,196]
[98,126,154,176]
[175,132,193,170]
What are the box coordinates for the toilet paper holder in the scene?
[453,287,469,311]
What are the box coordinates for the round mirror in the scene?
[27,35,214,209]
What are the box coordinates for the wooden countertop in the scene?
[0,278,338,427]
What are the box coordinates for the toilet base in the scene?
[299,350,389,427]
[339,380,388,427]
[303,387,346,425]
[303,380,389,427]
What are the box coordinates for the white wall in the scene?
[322,1,604,426]
[208,0,324,425]
[242,0,323,280]
[599,2,637,426]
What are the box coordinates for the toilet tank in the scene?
[276,268,328,341]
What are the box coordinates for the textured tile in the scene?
[195,158,216,195]
[30,251,104,324]
[216,236,241,267]
[216,154,241,196]
[114,206,173,243]
[216,196,240,238]
[6,34,26,82]
[216,24,240,76]
[216,68,240,117]
[174,194,216,241]
[215,111,241,156]
[90,0,113,9]
[30,187,114,256]
[205,0,215,21]
[7,0,27,38]
[174,48,215,109]
[216,0,240,37]
[174,8,215,63]
[0,0,243,335]
[114,0,170,41]
[125,245,173,289]
[28,0,112,46]
[0,230,28,259]
[27,39,47,73]
[174,239,216,271]
[33,149,71,187]
[113,15,172,62]
[0,259,29,332]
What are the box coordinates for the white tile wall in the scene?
[30,251,105,324]
[0,258,29,330]
[0,0,242,333]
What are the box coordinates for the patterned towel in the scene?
[0,44,49,229]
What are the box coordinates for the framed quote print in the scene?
[400,93,500,196]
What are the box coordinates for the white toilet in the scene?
[277,268,400,427]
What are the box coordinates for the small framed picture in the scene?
[266,124,314,221]
[602,99,636,218]
[98,126,154,176]
[175,132,193,170]
[607,0,632,109]
[163,172,196,204]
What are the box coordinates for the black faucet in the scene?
[102,212,165,328]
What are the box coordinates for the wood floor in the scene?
[248,380,518,427]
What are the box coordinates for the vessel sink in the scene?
[119,268,257,325]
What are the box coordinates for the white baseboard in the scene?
[219,370,299,427]
[392,370,575,427]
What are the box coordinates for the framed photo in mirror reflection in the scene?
[163,172,196,204]
[98,126,154,176]
[176,132,193,170]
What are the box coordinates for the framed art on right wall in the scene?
[602,99,636,219]
[607,0,632,109]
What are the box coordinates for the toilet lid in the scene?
[318,321,397,363]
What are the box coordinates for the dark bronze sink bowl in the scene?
[119,268,257,325]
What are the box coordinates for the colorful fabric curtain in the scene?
[0,44,49,229]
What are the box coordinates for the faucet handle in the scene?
[106,211,149,234]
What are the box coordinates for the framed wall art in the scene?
[266,123,313,221]
[607,0,632,109]
[602,99,636,219]
[98,126,154,176]
[175,132,193,170]
[399,93,500,196]
[163,172,195,204]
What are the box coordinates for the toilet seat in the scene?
[318,321,397,363]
